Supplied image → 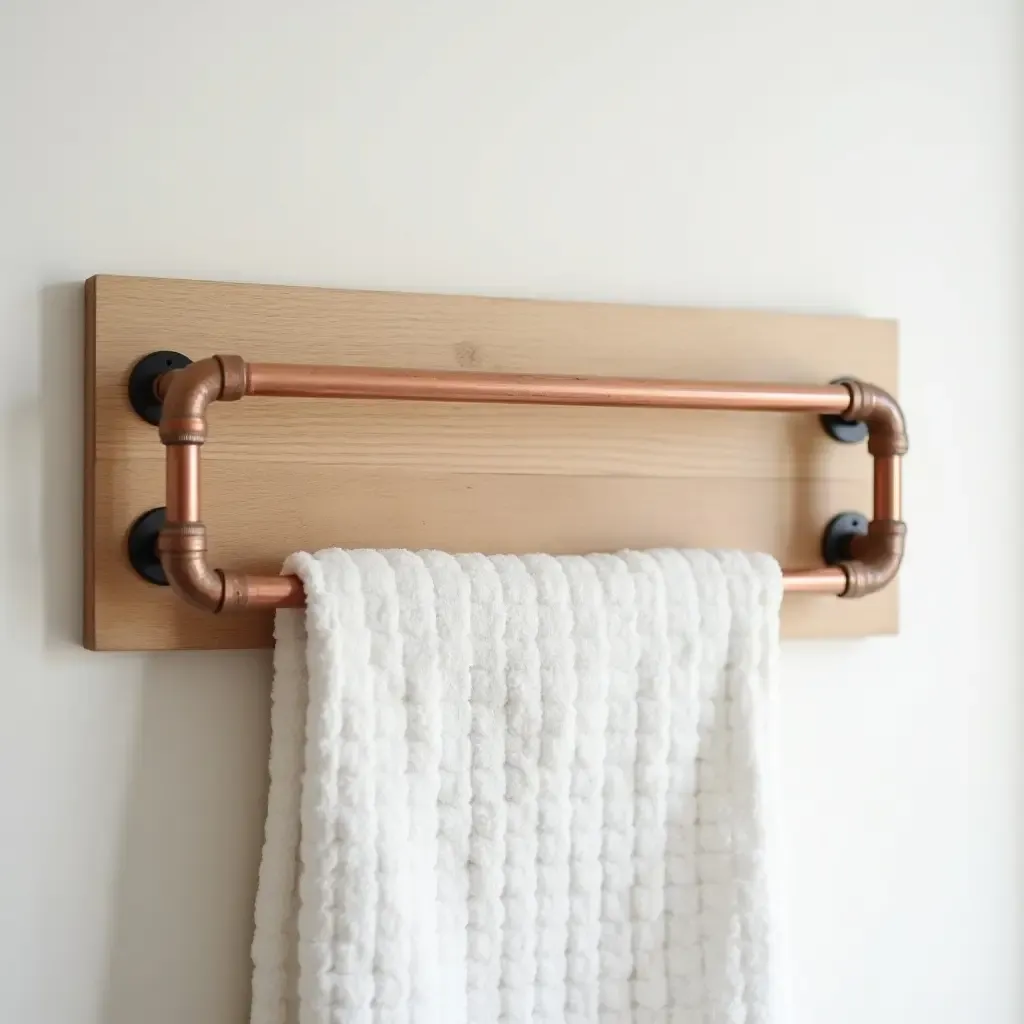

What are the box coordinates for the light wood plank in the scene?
[96,400,868,481]
[85,274,899,650]
[92,465,893,651]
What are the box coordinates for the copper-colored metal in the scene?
[148,355,907,613]
[781,566,849,595]
[165,445,200,523]
[841,519,907,599]
[158,359,220,445]
[837,378,909,458]
[246,362,853,413]
[153,369,175,401]
[873,455,902,522]
[156,522,225,612]
[224,573,305,609]
[218,354,250,402]
[159,354,247,445]
[205,559,851,610]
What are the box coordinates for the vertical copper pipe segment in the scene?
[873,455,902,521]
[166,444,200,522]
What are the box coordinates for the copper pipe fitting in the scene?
[222,572,306,610]
[836,378,909,458]
[841,520,907,599]
[156,521,226,612]
[158,354,248,445]
[146,355,907,611]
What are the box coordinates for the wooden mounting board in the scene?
[84,275,898,651]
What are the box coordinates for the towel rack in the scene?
[124,352,907,614]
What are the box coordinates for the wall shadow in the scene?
[99,649,272,1024]
[39,281,85,649]
[0,282,83,649]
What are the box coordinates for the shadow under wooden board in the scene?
[84,274,899,652]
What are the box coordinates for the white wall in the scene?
[1,1,1020,1021]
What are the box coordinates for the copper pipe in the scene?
[153,369,176,401]
[231,573,305,609]
[146,356,907,613]
[874,455,902,522]
[783,566,848,595]
[839,378,908,458]
[166,445,200,523]
[209,562,851,610]
[159,354,248,445]
[157,522,225,612]
[247,362,853,413]
[842,520,907,599]
[156,356,247,609]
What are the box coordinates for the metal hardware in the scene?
[126,353,907,611]
[821,511,870,566]
[128,351,191,425]
[126,506,168,585]
[820,377,870,444]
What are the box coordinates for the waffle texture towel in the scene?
[250,548,783,1024]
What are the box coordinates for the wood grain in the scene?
[84,275,899,651]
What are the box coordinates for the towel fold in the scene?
[250,548,782,1024]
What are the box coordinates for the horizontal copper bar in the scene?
[165,445,199,522]
[246,362,853,414]
[874,455,902,521]
[233,562,849,610]
[245,574,305,608]
[782,566,848,595]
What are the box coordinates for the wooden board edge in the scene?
[83,276,98,650]
[87,594,901,652]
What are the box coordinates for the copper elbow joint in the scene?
[157,522,225,612]
[838,378,909,458]
[840,520,906,598]
[156,528,252,615]
[159,354,248,445]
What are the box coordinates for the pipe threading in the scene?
[220,571,250,612]
[217,354,249,402]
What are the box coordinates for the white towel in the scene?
[250,548,783,1024]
